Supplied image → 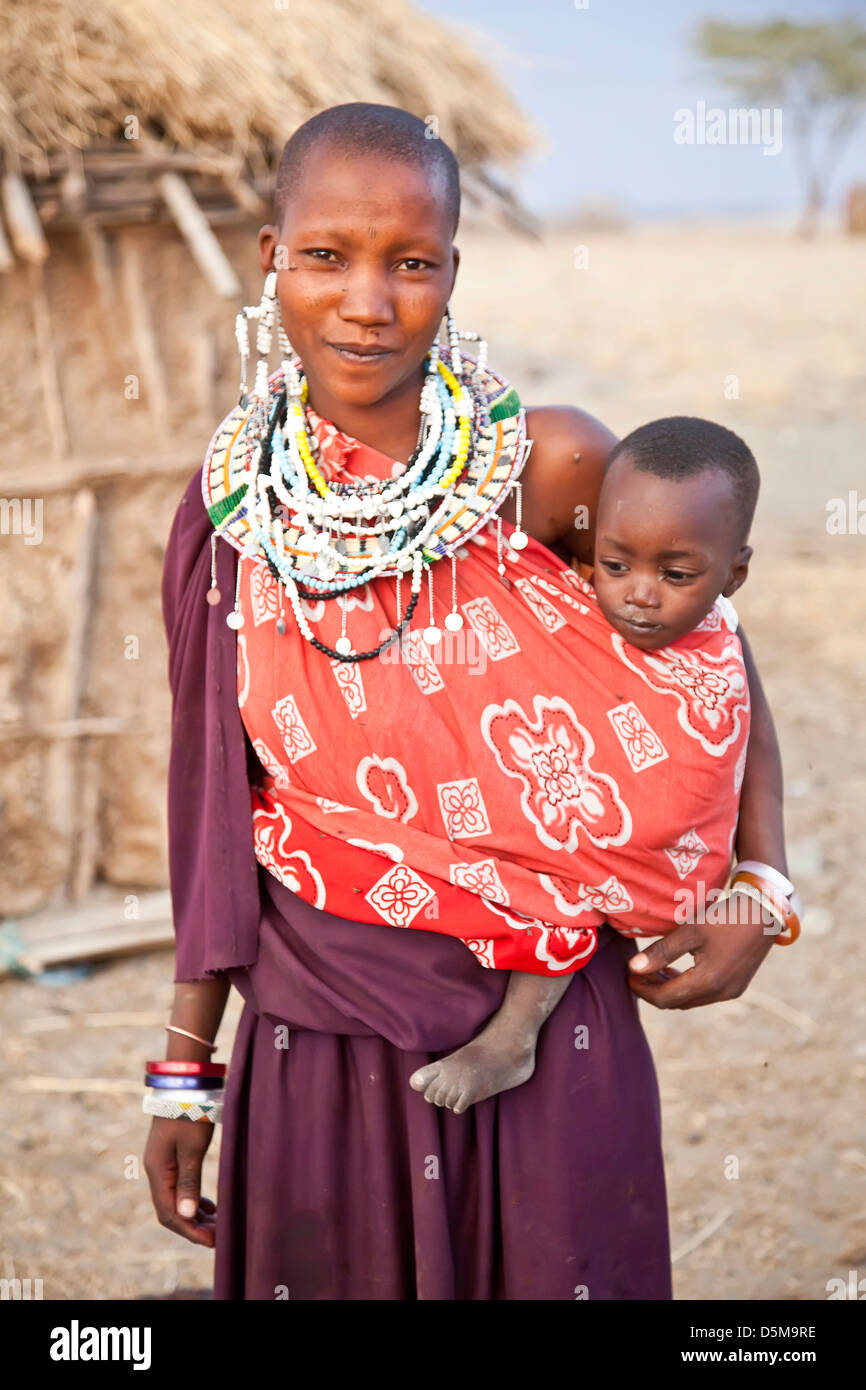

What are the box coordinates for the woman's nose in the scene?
[337,270,393,326]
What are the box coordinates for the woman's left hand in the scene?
[627,893,776,1010]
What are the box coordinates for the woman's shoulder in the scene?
[523,403,619,469]
[521,404,619,563]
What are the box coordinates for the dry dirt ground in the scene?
[2,222,864,1301]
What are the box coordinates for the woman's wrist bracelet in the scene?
[729,861,803,945]
[164,1024,218,1053]
[142,1092,224,1123]
[142,1058,225,1122]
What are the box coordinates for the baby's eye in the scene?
[662,569,692,582]
[600,559,627,574]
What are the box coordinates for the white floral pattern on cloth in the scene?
[611,633,749,756]
[329,657,367,719]
[252,799,327,907]
[436,777,492,840]
[315,796,355,814]
[480,694,632,853]
[538,872,635,918]
[664,828,709,881]
[356,754,418,822]
[250,564,279,626]
[461,595,521,661]
[346,838,404,862]
[236,632,250,709]
[401,631,446,695]
[480,900,597,973]
[733,738,749,793]
[365,862,436,927]
[606,701,668,773]
[252,738,290,790]
[693,593,739,634]
[531,572,590,615]
[450,857,510,905]
[513,576,568,633]
[272,694,317,763]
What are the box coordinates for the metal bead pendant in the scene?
[206,586,221,606]
[423,625,442,645]
[444,612,464,632]
[276,617,287,635]
[226,611,244,630]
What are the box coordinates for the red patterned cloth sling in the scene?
[234,406,750,977]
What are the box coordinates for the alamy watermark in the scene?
[674,101,782,157]
[0,497,43,545]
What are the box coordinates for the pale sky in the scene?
[417,0,866,218]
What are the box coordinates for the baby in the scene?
[409,414,758,1113]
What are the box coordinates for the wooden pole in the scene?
[0,214,14,273]
[38,488,97,906]
[158,171,242,299]
[222,168,268,218]
[29,262,71,460]
[0,172,49,263]
[119,230,169,433]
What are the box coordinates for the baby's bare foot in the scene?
[409,1023,536,1115]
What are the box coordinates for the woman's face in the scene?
[258,145,459,414]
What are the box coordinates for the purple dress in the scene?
[162,469,672,1301]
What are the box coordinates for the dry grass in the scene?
[0,0,534,177]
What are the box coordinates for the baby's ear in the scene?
[722,544,753,597]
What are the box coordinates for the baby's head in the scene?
[593,416,759,650]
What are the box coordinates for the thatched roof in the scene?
[0,0,535,183]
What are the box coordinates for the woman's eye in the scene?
[305,249,339,262]
[399,258,431,271]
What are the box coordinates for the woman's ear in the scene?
[448,244,460,297]
[722,544,753,598]
[258,224,279,275]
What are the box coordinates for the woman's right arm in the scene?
[143,975,230,1247]
[151,470,260,1242]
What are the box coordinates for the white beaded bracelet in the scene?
[142,1092,224,1124]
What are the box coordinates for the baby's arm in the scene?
[736,627,787,874]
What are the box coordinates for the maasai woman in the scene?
[145,105,790,1301]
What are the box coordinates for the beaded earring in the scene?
[444,304,527,553]
[235,271,279,421]
[444,304,489,379]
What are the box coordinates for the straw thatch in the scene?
[0,0,535,196]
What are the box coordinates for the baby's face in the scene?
[592,454,749,650]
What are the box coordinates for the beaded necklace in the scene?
[201,281,530,663]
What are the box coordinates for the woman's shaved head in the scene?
[274,103,461,235]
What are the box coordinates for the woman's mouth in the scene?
[327,342,394,365]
